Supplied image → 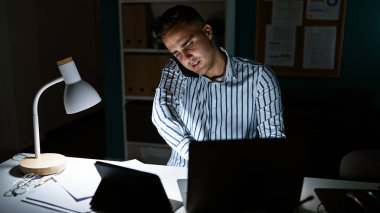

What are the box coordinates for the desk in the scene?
[1,155,379,213]
[0,154,187,213]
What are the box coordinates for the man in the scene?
[152,5,285,167]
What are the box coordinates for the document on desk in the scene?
[23,182,92,213]
[53,158,102,200]
[52,158,143,201]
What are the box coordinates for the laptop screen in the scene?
[186,138,310,213]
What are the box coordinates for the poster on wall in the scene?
[272,0,304,26]
[264,25,296,67]
[306,0,341,20]
[302,26,337,70]
[255,0,346,77]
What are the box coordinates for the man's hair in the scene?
[153,5,205,42]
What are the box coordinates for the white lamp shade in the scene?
[64,80,101,114]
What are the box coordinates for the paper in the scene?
[22,199,78,213]
[53,159,101,200]
[306,0,341,20]
[264,25,296,67]
[272,0,304,26]
[54,159,144,200]
[23,182,92,213]
[303,26,337,69]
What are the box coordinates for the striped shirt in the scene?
[152,48,286,167]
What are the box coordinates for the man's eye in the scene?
[182,40,193,49]
[185,41,193,49]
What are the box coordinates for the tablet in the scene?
[90,161,173,213]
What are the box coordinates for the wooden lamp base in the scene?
[19,153,66,176]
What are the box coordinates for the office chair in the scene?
[339,149,380,183]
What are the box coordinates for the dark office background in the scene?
[0,0,379,179]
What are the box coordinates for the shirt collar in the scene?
[219,47,239,83]
[200,47,239,83]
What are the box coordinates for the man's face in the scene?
[162,22,215,76]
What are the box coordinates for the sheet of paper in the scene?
[303,26,337,70]
[105,158,145,168]
[264,25,296,67]
[54,159,144,200]
[22,199,79,213]
[306,0,340,20]
[53,158,101,200]
[272,0,304,26]
[23,182,92,213]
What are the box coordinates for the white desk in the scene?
[1,155,379,213]
[0,155,187,213]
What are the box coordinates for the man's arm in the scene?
[151,62,193,160]
[255,65,286,138]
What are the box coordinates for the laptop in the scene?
[180,138,310,213]
[314,188,380,213]
[90,161,182,213]
[299,177,380,213]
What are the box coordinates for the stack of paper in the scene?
[23,182,93,213]
[22,158,102,212]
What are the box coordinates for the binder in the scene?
[122,4,152,48]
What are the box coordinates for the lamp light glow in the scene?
[19,57,101,176]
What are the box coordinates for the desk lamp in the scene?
[19,57,101,176]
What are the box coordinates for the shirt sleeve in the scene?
[255,65,286,138]
[151,63,193,160]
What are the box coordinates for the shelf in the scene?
[120,0,224,3]
[124,48,169,54]
[125,96,154,101]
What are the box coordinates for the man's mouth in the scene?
[191,60,200,68]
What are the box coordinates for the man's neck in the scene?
[205,49,227,80]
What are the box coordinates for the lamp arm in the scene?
[33,77,64,159]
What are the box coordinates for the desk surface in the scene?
[0,154,187,213]
[1,155,379,213]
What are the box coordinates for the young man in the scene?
[152,5,286,167]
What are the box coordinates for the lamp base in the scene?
[19,153,67,176]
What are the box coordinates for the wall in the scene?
[0,0,21,158]
[87,0,380,163]
[236,1,380,110]
[236,0,380,178]
[99,0,125,160]
[0,0,104,161]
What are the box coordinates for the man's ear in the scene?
[203,24,213,40]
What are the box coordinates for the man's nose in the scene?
[182,50,193,61]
